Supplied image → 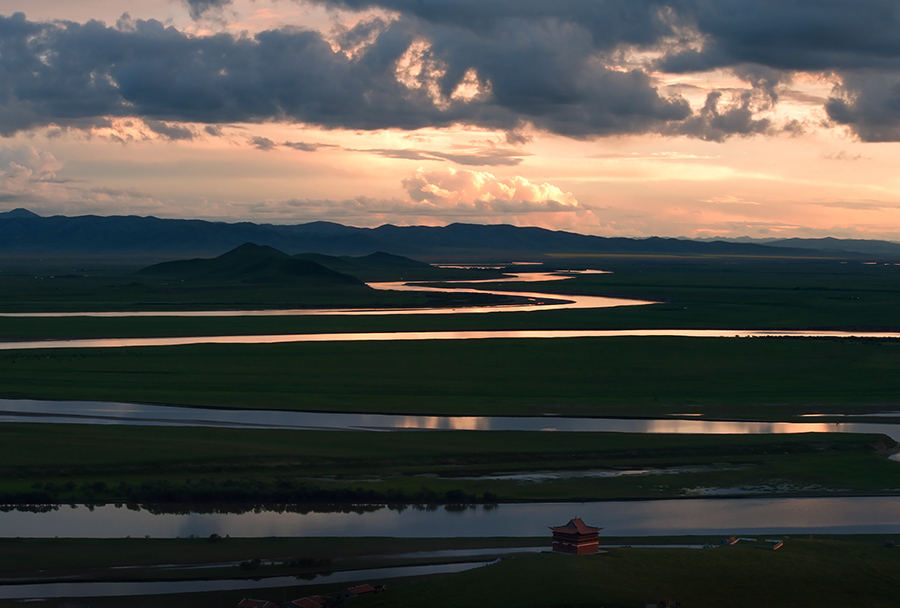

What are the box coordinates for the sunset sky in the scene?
[2,1,900,239]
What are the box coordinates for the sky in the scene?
[2,1,900,240]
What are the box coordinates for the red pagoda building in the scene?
[550,517,602,554]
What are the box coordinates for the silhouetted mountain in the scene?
[2,209,894,261]
[0,208,40,219]
[138,242,364,285]
[768,237,900,257]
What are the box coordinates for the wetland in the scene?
[1,249,900,605]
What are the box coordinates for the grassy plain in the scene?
[2,537,896,608]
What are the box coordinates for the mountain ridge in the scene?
[3,209,898,261]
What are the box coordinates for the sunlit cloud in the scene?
[402,168,579,213]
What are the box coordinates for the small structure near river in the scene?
[550,517,602,554]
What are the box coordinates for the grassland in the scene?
[2,337,900,419]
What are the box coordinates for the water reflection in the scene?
[1,498,898,539]
[1,399,898,440]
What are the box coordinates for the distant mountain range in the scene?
[3,208,899,261]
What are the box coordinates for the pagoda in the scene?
[549,517,602,554]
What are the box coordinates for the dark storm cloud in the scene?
[316,0,900,141]
[825,71,900,142]
[657,0,900,73]
[650,0,900,141]
[0,11,690,139]
[310,0,678,48]
[6,2,900,141]
[668,91,771,142]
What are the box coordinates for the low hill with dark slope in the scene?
[138,243,364,285]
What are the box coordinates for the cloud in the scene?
[668,91,771,142]
[359,147,526,166]
[821,150,867,161]
[250,136,278,151]
[283,141,336,152]
[183,0,233,21]
[825,71,900,141]
[145,120,195,141]
[402,168,579,213]
[0,145,64,199]
[701,195,761,206]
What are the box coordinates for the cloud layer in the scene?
[3,2,900,143]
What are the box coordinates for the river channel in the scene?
[2,498,899,538]
[2,399,899,440]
